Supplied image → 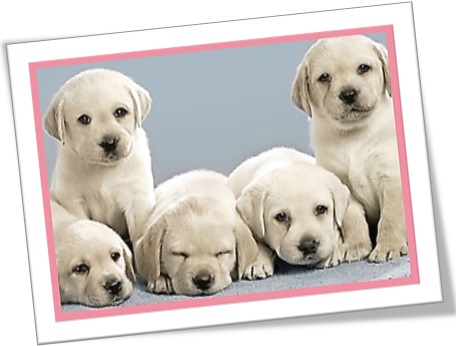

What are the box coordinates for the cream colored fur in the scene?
[291,35,407,262]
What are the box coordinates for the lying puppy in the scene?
[44,68,156,246]
[134,170,259,296]
[291,35,407,262]
[51,199,136,307]
[227,147,372,277]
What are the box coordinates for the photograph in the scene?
[5,2,442,344]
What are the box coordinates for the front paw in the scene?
[147,275,174,294]
[368,242,408,263]
[315,249,343,269]
[243,260,274,280]
[340,241,372,263]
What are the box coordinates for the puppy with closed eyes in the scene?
[134,170,260,296]
[291,35,407,262]
[227,147,372,277]
[51,199,136,307]
[44,68,156,247]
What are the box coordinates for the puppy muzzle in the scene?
[192,270,214,291]
[99,136,119,153]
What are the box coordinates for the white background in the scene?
[1,1,453,345]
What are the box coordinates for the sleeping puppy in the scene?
[134,170,259,296]
[291,35,408,262]
[44,68,156,247]
[51,199,136,307]
[227,147,372,277]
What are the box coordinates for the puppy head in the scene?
[291,35,390,127]
[135,196,257,296]
[236,162,349,267]
[55,219,135,307]
[43,68,152,166]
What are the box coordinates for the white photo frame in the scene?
[7,2,441,344]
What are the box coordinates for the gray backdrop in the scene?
[37,33,386,185]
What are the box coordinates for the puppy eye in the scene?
[111,251,121,262]
[172,251,189,259]
[274,212,289,223]
[77,114,91,125]
[114,107,128,117]
[73,263,89,274]
[358,64,371,74]
[215,250,232,257]
[318,73,331,83]
[314,205,328,216]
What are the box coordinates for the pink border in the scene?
[29,24,419,323]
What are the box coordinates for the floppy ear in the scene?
[291,62,312,117]
[326,172,350,230]
[232,215,259,280]
[236,185,267,239]
[133,214,166,286]
[121,241,136,283]
[43,91,66,143]
[129,82,152,127]
[373,42,391,96]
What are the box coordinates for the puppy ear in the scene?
[121,241,136,283]
[291,62,312,117]
[233,215,259,280]
[327,172,350,229]
[129,82,152,126]
[373,42,392,96]
[133,214,166,286]
[236,186,267,239]
[43,91,66,143]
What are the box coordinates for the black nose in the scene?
[104,279,122,295]
[192,271,214,291]
[298,239,319,256]
[99,137,118,152]
[339,88,358,105]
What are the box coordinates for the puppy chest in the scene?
[320,150,380,221]
[84,194,128,238]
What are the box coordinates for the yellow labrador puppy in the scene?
[44,68,156,246]
[291,35,408,262]
[227,147,372,276]
[134,170,259,296]
[51,199,136,307]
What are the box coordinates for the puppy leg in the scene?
[122,191,156,246]
[243,242,275,279]
[148,275,174,295]
[339,196,372,262]
[369,178,408,262]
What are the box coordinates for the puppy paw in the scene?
[315,251,342,269]
[368,242,408,263]
[147,275,174,294]
[243,260,274,280]
[340,242,372,263]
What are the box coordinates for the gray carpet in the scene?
[61,255,411,312]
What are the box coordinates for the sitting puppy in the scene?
[227,147,372,277]
[51,199,136,307]
[134,170,259,296]
[43,68,156,247]
[291,35,408,262]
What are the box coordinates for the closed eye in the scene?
[172,251,189,259]
[215,250,232,257]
